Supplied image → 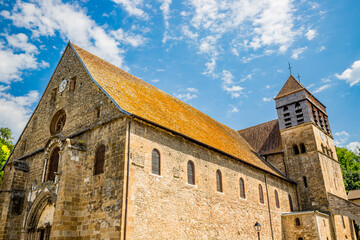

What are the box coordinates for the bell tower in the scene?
[275,75,345,212]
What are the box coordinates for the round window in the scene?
[50,110,66,135]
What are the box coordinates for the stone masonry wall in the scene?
[125,119,298,240]
[49,117,127,239]
[282,211,332,240]
[0,44,124,239]
[281,122,329,212]
[312,125,347,199]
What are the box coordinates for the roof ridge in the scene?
[238,119,278,132]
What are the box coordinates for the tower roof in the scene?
[274,75,305,100]
[70,43,287,179]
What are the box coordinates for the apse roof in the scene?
[238,120,282,155]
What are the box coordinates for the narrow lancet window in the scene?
[293,145,300,155]
[47,147,60,181]
[288,194,294,211]
[303,176,308,188]
[152,149,160,175]
[94,145,105,175]
[259,184,264,204]
[187,161,195,185]
[300,143,306,153]
[240,178,245,199]
[275,190,280,208]
[216,170,223,192]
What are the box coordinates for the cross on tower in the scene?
[297,73,301,82]
[288,62,292,75]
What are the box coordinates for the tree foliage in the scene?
[336,146,360,192]
[0,127,14,184]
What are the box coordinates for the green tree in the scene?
[336,146,360,192]
[0,127,14,184]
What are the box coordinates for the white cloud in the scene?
[313,84,332,93]
[221,70,244,98]
[203,57,217,76]
[1,0,143,69]
[240,74,252,82]
[111,0,149,19]
[307,83,315,89]
[262,97,271,102]
[4,33,38,53]
[319,45,326,51]
[0,86,39,140]
[334,131,350,146]
[111,29,146,47]
[186,87,198,92]
[335,60,360,87]
[0,41,40,84]
[291,47,307,59]
[221,70,234,85]
[181,0,303,71]
[346,142,360,154]
[321,78,331,83]
[229,105,239,113]
[151,79,160,83]
[182,26,198,40]
[305,29,317,40]
[159,0,172,29]
[266,85,271,89]
[174,87,198,101]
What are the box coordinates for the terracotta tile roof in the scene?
[70,43,286,179]
[348,189,360,200]
[274,75,305,100]
[238,120,282,155]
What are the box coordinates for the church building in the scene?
[0,42,359,239]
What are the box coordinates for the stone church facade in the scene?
[0,42,359,239]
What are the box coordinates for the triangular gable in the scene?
[2,43,121,169]
[70,43,287,179]
[274,75,305,100]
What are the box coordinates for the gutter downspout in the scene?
[265,174,274,240]
[123,116,133,240]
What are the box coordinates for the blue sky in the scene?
[0,0,359,152]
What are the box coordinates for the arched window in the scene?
[326,148,331,157]
[293,145,300,155]
[94,145,105,175]
[239,178,245,199]
[300,143,306,153]
[321,144,326,153]
[152,149,160,175]
[47,147,60,181]
[298,238,303,240]
[283,106,288,112]
[289,194,294,211]
[296,218,301,226]
[295,102,301,109]
[275,190,280,208]
[259,184,264,204]
[50,110,66,135]
[187,161,195,185]
[303,176,308,188]
[216,170,223,192]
